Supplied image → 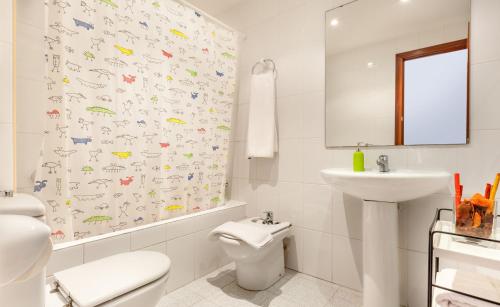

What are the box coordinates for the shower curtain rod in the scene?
[173,0,247,40]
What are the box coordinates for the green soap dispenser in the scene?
[353,142,365,172]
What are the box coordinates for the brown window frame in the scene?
[394,38,469,145]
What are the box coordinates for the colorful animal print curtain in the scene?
[38,0,239,242]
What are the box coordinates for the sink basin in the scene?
[320,168,451,202]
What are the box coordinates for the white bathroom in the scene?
[1,0,499,306]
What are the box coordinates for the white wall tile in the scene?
[302,138,332,184]
[275,51,307,97]
[330,149,354,168]
[284,226,303,272]
[0,0,12,44]
[277,95,303,139]
[234,103,249,141]
[300,43,325,94]
[332,235,362,291]
[456,130,500,195]
[196,209,231,230]
[16,0,44,29]
[232,178,258,217]
[0,123,14,190]
[398,202,409,250]
[194,228,228,278]
[470,0,500,64]
[363,147,408,171]
[399,249,408,306]
[278,181,303,226]
[0,42,12,124]
[232,141,257,179]
[47,245,84,276]
[15,23,45,81]
[236,72,250,105]
[406,147,458,174]
[407,251,428,307]
[225,204,247,222]
[302,91,324,139]
[255,181,280,215]
[332,191,363,240]
[15,3,46,192]
[302,184,332,233]
[277,139,303,182]
[302,228,332,282]
[256,156,279,182]
[166,216,202,241]
[15,132,44,189]
[404,194,452,253]
[16,77,45,134]
[141,242,167,255]
[166,234,196,292]
[84,234,130,262]
[131,224,167,250]
[470,61,500,130]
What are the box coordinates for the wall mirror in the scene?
[325,0,471,147]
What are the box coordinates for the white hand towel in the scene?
[435,269,500,307]
[246,70,278,158]
[209,221,273,249]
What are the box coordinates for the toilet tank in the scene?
[0,193,46,219]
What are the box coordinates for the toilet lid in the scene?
[54,251,170,307]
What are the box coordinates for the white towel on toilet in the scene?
[246,70,278,158]
[209,221,273,249]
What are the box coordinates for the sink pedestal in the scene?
[363,200,399,307]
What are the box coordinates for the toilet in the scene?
[0,194,171,307]
[211,217,291,291]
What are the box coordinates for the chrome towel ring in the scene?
[251,58,276,74]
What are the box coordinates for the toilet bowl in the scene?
[0,194,171,307]
[214,217,291,290]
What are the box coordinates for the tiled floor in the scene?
[158,263,362,307]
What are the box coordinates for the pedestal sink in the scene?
[321,168,451,307]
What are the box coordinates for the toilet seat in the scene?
[52,251,170,307]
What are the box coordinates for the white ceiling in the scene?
[185,0,245,17]
[326,0,470,55]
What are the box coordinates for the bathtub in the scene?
[47,200,246,292]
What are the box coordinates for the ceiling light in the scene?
[330,19,339,27]
[367,62,375,68]
[400,0,410,3]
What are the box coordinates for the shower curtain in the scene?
[38,0,239,242]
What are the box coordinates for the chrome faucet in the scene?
[376,155,390,172]
[263,211,274,224]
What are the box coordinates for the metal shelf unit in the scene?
[428,208,500,306]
